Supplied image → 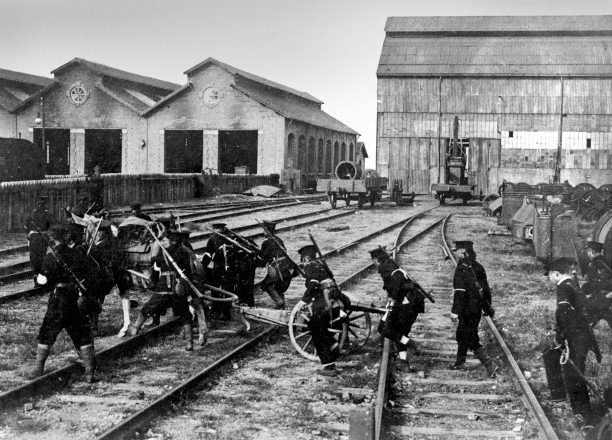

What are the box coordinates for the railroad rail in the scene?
[0,201,442,438]
[361,212,560,439]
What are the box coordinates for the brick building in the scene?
[6,57,357,190]
[377,16,612,194]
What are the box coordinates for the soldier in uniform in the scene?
[27,224,95,383]
[370,246,424,372]
[582,240,612,329]
[258,221,296,309]
[129,230,195,351]
[298,244,346,377]
[130,202,153,221]
[25,196,55,286]
[547,257,601,427]
[449,241,498,376]
[202,223,234,320]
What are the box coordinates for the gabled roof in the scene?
[184,57,323,104]
[141,83,192,116]
[0,68,54,87]
[233,83,358,135]
[51,58,181,92]
[357,141,368,158]
[378,16,612,77]
[0,68,54,111]
[9,81,59,113]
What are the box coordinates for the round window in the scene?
[203,87,220,106]
[69,85,88,105]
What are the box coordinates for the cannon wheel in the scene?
[289,300,348,361]
[342,307,372,352]
[328,192,337,209]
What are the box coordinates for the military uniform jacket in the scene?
[152,243,192,293]
[204,234,232,269]
[555,278,598,352]
[258,235,286,264]
[40,244,87,288]
[301,260,330,305]
[25,207,54,233]
[451,259,492,317]
[378,259,424,312]
[586,255,612,292]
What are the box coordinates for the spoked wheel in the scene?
[342,307,372,353]
[328,192,337,209]
[289,300,348,361]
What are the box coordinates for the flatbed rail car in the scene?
[316,161,388,208]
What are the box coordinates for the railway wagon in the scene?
[0,137,45,182]
[316,161,388,208]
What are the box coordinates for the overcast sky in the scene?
[2,0,611,169]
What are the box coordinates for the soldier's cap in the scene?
[452,240,474,251]
[369,246,389,260]
[586,240,604,253]
[297,244,317,256]
[212,223,226,229]
[130,202,142,210]
[544,257,576,276]
[262,220,277,230]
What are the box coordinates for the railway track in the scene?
[0,197,337,289]
[0,201,440,438]
[364,213,559,439]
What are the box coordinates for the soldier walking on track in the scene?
[202,223,234,320]
[25,196,55,286]
[27,224,95,383]
[129,230,195,351]
[370,246,424,373]
[449,240,499,376]
[298,244,347,377]
[258,220,296,309]
[547,257,601,428]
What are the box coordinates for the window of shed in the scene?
[508,131,514,138]
[586,138,591,149]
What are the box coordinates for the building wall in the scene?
[14,65,147,174]
[377,77,612,193]
[146,65,285,174]
[0,108,16,137]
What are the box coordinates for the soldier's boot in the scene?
[267,287,285,309]
[449,354,467,370]
[194,306,208,346]
[128,314,147,336]
[80,344,95,383]
[183,323,194,351]
[475,347,499,377]
[396,351,416,374]
[26,344,50,380]
[144,314,161,330]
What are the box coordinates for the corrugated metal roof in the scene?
[0,68,53,87]
[184,57,323,104]
[378,31,612,77]
[52,58,181,91]
[385,15,612,33]
[233,83,358,135]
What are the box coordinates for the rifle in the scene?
[225,226,260,253]
[202,225,256,255]
[400,266,435,304]
[307,232,338,321]
[256,219,305,277]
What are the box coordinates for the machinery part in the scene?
[592,209,612,267]
[328,192,337,209]
[363,169,380,178]
[576,189,609,221]
[288,300,348,361]
[335,161,362,180]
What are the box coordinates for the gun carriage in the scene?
[316,161,388,208]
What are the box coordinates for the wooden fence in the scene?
[0,173,278,232]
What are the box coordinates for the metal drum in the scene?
[334,161,362,180]
[533,213,552,261]
[552,211,578,260]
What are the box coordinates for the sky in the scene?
[2,0,612,169]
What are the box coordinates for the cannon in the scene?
[316,161,388,208]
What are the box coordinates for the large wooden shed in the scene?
[377,15,612,194]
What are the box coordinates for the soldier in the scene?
[298,244,345,377]
[129,230,195,351]
[370,246,424,373]
[130,202,153,221]
[582,240,612,329]
[72,194,92,218]
[449,240,498,376]
[258,220,296,309]
[202,223,234,320]
[25,196,55,286]
[27,224,95,382]
[547,257,601,428]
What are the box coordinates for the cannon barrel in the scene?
[334,161,362,180]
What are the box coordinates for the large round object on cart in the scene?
[288,298,371,361]
[592,209,612,267]
[334,161,362,180]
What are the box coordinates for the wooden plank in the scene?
[397,407,497,418]
[390,426,519,438]
[402,391,507,401]
[405,377,497,387]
